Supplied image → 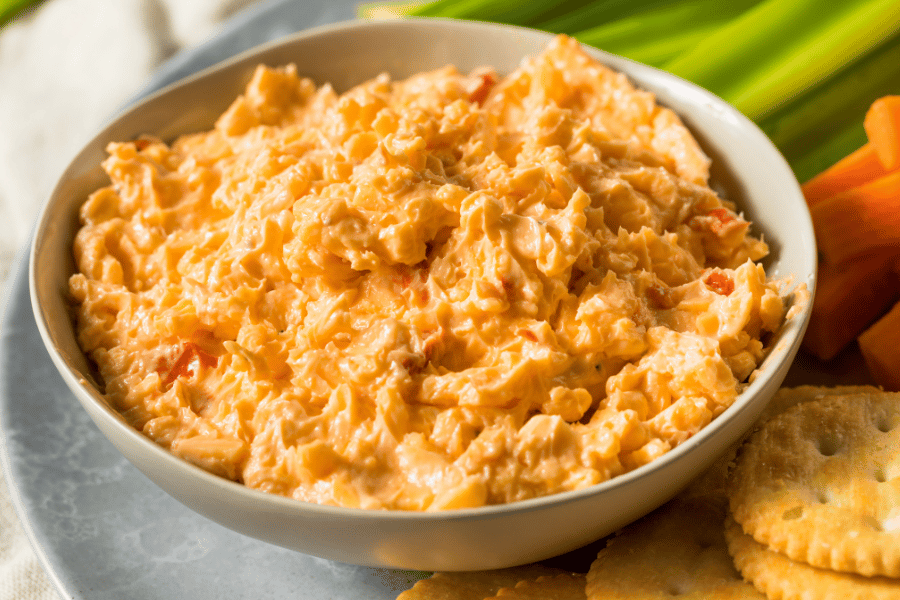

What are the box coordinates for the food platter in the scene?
[0,0,875,597]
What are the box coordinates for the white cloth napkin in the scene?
[0,0,265,596]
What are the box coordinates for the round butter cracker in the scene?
[491,573,586,600]
[755,385,883,426]
[728,391,900,577]
[680,386,882,501]
[585,496,763,599]
[724,515,900,600]
[397,565,568,600]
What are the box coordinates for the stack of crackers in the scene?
[399,386,900,599]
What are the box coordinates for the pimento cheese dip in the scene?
[70,36,785,510]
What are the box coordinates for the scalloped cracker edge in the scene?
[725,515,900,600]
[728,389,900,577]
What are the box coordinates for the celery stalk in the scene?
[581,26,718,68]
[572,0,761,68]
[758,31,900,181]
[0,0,41,27]
[729,0,900,119]
[358,1,428,20]
[664,0,900,120]
[409,0,598,27]
[407,0,760,65]
[537,0,687,34]
[408,0,730,32]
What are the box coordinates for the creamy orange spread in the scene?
[69,36,785,510]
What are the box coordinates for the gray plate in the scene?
[0,1,429,597]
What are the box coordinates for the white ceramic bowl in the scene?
[29,18,816,571]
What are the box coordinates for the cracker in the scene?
[756,385,882,425]
[680,428,755,500]
[724,515,900,600]
[681,386,881,500]
[728,391,900,577]
[491,573,586,599]
[585,496,763,599]
[397,565,567,600]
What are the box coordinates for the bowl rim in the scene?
[28,16,816,523]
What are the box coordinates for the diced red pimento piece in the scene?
[706,208,737,233]
[704,272,734,296]
[468,71,497,106]
[518,329,539,342]
[193,344,218,369]
[161,342,218,388]
[391,265,431,304]
[688,208,747,239]
[391,265,416,290]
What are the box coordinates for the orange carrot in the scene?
[858,299,900,391]
[801,143,893,206]
[802,253,900,361]
[863,95,900,171]
[811,169,900,266]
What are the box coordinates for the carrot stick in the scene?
[801,143,893,206]
[802,253,900,361]
[858,299,900,391]
[811,169,900,266]
[863,95,900,170]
